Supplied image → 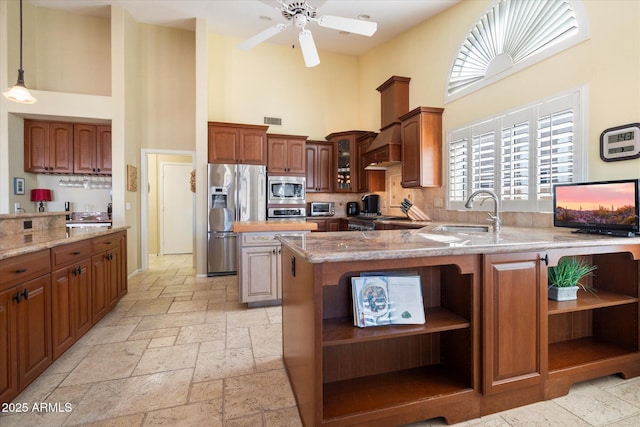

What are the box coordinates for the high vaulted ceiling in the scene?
[28,0,460,56]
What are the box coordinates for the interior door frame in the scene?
[140,148,195,271]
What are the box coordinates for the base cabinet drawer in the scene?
[0,250,50,291]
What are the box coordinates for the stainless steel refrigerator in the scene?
[207,164,266,276]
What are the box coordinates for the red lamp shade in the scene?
[31,189,52,202]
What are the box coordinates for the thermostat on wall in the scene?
[600,123,640,162]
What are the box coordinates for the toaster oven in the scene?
[308,202,335,217]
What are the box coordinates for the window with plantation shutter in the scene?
[471,131,496,192]
[448,137,468,202]
[446,88,585,212]
[446,0,589,102]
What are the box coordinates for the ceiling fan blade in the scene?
[316,15,377,37]
[237,23,289,50]
[298,29,320,67]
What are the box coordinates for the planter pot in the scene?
[548,285,579,301]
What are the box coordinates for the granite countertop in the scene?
[278,223,640,263]
[233,220,317,233]
[0,226,128,260]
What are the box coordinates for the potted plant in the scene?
[548,257,597,301]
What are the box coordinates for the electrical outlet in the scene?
[23,220,32,230]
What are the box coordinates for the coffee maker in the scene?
[361,194,380,215]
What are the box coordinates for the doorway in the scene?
[141,149,195,270]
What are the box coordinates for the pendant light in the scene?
[3,0,37,104]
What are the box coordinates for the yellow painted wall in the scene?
[139,24,196,150]
[358,0,640,182]
[4,1,111,95]
[207,33,360,140]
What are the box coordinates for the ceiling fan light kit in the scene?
[238,0,377,68]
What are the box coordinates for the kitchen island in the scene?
[233,220,316,306]
[278,225,640,426]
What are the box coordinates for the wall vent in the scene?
[264,116,282,126]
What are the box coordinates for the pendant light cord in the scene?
[18,0,24,83]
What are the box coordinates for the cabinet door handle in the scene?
[12,291,22,303]
[15,268,27,273]
[272,249,276,254]
[542,254,549,266]
[106,253,113,260]
[22,289,29,300]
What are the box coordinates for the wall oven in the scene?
[267,176,306,205]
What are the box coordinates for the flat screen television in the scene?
[553,179,640,237]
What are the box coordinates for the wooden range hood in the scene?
[364,76,410,170]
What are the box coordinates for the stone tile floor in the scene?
[2,254,640,426]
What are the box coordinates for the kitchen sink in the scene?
[431,224,491,233]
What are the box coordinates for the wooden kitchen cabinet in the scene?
[91,233,123,323]
[24,120,74,173]
[74,124,112,175]
[483,252,547,397]
[51,240,93,359]
[326,130,370,193]
[267,134,307,175]
[238,231,309,306]
[208,122,268,165]
[399,107,444,188]
[1,231,127,405]
[305,140,333,193]
[306,218,341,232]
[0,249,52,403]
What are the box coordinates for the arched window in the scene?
[446,0,589,102]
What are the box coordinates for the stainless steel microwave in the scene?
[267,176,305,205]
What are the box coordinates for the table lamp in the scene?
[31,189,52,212]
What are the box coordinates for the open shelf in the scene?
[548,337,636,372]
[322,365,473,422]
[322,307,470,346]
[548,289,638,315]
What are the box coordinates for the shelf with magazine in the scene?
[317,255,479,424]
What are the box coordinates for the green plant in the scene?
[548,257,597,291]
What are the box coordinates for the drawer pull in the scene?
[16,268,27,273]
[72,251,81,255]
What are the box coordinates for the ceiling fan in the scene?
[237,0,378,67]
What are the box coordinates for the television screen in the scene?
[553,179,640,236]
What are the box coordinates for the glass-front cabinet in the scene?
[326,131,369,193]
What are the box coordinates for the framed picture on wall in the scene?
[127,165,138,192]
[13,177,25,195]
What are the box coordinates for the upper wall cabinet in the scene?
[305,140,333,193]
[326,130,370,193]
[24,120,112,175]
[73,124,112,175]
[399,107,444,188]
[267,134,307,176]
[208,122,269,165]
[24,121,74,174]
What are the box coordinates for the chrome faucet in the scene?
[465,190,501,233]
